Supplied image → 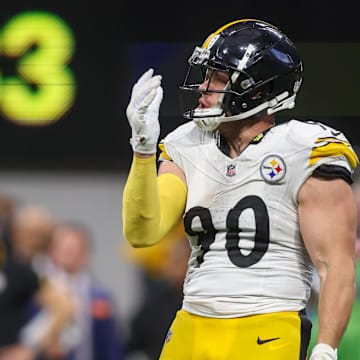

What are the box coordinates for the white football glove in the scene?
[309,343,338,360]
[126,68,163,154]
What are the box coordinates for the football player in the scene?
[122,19,359,359]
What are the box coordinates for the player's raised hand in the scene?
[126,68,163,154]
[309,344,337,360]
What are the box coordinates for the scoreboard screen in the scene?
[1,2,359,170]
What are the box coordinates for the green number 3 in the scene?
[0,10,76,126]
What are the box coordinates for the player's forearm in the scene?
[123,154,161,247]
[122,154,186,247]
[316,261,355,348]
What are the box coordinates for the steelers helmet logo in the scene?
[260,155,286,183]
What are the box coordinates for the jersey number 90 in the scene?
[184,195,270,268]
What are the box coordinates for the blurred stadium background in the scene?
[1,0,359,325]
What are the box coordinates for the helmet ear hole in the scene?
[249,84,271,100]
[223,83,272,115]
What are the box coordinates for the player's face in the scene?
[197,69,229,109]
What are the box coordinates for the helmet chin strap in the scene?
[193,92,294,131]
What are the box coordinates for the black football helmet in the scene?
[179,19,303,130]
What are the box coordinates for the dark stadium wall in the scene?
[0,1,359,171]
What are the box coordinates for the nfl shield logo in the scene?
[226,164,236,177]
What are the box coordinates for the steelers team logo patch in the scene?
[260,155,286,183]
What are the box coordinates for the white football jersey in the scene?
[159,119,358,318]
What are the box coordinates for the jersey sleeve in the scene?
[309,134,358,173]
[292,120,359,177]
[284,120,359,204]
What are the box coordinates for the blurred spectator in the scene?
[0,195,15,246]
[0,199,74,360]
[9,205,55,265]
[37,221,125,360]
[123,222,186,291]
[124,224,190,360]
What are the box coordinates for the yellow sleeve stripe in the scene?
[158,142,172,161]
[309,139,359,169]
